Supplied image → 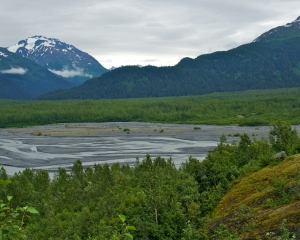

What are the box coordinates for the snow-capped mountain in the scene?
[253,16,300,43]
[0,47,73,99]
[8,36,107,85]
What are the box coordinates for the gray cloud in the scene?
[0,67,27,75]
[1,0,299,68]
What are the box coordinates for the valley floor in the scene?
[0,122,275,174]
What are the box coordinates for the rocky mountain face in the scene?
[0,47,73,99]
[8,36,107,85]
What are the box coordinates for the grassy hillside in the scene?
[207,154,300,239]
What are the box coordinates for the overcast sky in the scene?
[0,0,299,69]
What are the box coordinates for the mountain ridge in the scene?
[254,16,300,43]
[39,16,300,100]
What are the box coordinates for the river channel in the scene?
[0,122,281,176]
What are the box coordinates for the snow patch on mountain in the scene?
[0,51,8,57]
[0,67,27,75]
[8,36,59,53]
[7,43,24,53]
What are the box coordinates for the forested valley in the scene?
[1,87,300,128]
[1,121,300,239]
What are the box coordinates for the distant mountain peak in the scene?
[253,16,300,43]
[7,36,107,85]
[8,36,75,55]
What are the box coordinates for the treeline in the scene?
[0,122,300,239]
[1,88,300,128]
[39,37,300,100]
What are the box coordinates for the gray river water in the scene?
[0,122,283,176]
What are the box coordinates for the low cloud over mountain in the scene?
[0,67,27,75]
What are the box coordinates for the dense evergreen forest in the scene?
[1,88,300,128]
[1,121,300,239]
[39,37,300,100]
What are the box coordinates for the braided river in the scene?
[0,122,279,176]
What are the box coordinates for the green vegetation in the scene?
[0,121,299,239]
[1,88,300,128]
[0,179,39,239]
[112,215,136,240]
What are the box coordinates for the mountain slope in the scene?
[8,36,107,85]
[40,37,300,100]
[254,16,300,43]
[0,47,73,99]
[0,75,33,100]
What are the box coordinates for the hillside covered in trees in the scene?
[39,16,300,100]
[0,75,33,100]
[1,121,300,239]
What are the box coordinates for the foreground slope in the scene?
[207,154,300,239]
[0,47,73,99]
[40,16,300,100]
